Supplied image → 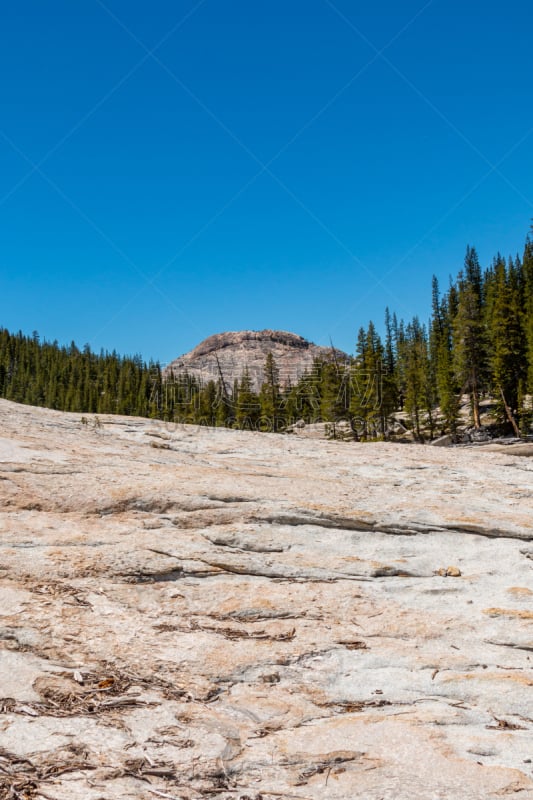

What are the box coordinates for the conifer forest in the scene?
[2,231,533,441]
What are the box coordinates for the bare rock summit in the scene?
[163,329,348,390]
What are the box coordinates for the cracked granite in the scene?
[0,399,532,799]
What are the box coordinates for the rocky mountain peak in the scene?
[163,329,348,390]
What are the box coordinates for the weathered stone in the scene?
[430,433,454,446]
[0,398,533,799]
[446,565,462,577]
[162,328,348,391]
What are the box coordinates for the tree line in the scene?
[0,331,161,417]
[1,228,532,439]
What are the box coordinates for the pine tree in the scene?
[486,256,526,434]
[523,235,533,400]
[430,277,459,433]
[453,250,487,428]
[291,360,323,423]
[398,318,433,441]
[349,323,387,439]
[236,369,260,429]
[259,353,282,430]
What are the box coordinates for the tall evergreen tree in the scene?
[430,277,459,433]
[523,234,533,398]
[453,250,487,428]
[485,256,525,434]
[236,369,260,429]
[259,353,282,430]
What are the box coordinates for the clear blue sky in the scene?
[1,0,532,363]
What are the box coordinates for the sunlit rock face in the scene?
[0,398,532,799]
[163,329,348,391]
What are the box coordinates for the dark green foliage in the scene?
[397,318,435,441]
[0,329,156,417]
[430,277,459,433]
[235,368,260,430]
[349,323,384,439]
[259,353,283,430]
[523,236,533,395]
[453,249,487,429]
[2,226,533,439]
[484,256,526,432]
